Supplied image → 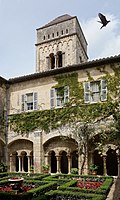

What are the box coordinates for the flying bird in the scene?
[98,13,110,29]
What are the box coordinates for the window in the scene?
[21,92,38,111]
[49,53,55,69]
[57,51,63,68]
[50,86,69,108]
[84,80,107,103]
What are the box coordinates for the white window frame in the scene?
[50,86,69,108]
[21,92,38,111]
[84,80,107,103]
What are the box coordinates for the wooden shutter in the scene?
[101,80,107,101]
[21,94,25,111]
[84,82,90,103]
[34,92,38,110]
[50,88,55,108]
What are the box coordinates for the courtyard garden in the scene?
[0,172,113,200]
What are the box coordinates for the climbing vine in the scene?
[9,67,120,137]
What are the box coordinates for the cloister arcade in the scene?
[8,139,33,173]
[43,136,119,176]
[6,137,119,176]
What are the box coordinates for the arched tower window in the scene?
[49,53,55,69]
[57,51,62,68]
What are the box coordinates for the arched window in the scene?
[57,51,62,68]
[49,53,55,69]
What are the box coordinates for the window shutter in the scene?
[101,80,107,101]
[50,88,55,108]
[84,82,90,103]
[21,94,25,111]
[64,86,69,103]
[34,92,38,110]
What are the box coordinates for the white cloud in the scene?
[81,14,120,60]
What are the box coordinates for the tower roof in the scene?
[38,14,74,29]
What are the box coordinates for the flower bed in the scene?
[77,180,103,190]
[0,183,35,193]
[0,174,113,200]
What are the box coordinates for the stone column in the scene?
[10,154,12,172]
[103,155,107,175]
[18,156,21,172]
[27,155,31,173]
[56,155,61,174]
[33,131,43,173]
[13,154,16,172]
[67,155,71,174]
[21,156,24,172]
[78,153,81,175]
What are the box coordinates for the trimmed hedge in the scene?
[58,177,113,195]
[45,190,106,200]
[0,173,113,200]
[0,180,57,200]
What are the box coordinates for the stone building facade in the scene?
[0,14,120,176]
[36,14,88,72]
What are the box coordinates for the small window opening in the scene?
[66,29,68,34]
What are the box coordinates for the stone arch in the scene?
[8,139,33,172]
[43,136,78,174]
[43,136,77,155]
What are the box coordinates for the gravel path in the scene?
[106,177,120,200]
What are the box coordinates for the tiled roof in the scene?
[8,54,120,84]
[37,14,73,29]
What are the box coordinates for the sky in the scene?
[0,0,120,79]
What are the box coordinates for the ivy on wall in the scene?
[9,66,120,135]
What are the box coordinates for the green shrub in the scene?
[71,168,78,174]
[45,190,106,200]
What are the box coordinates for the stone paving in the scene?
[106,177,120,200]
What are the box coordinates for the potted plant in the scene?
[42,164,49,173]
[89,164,98,175]
[70,168,78,174]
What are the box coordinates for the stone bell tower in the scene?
[35,14,88,73]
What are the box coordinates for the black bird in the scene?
[98,13,110,29]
